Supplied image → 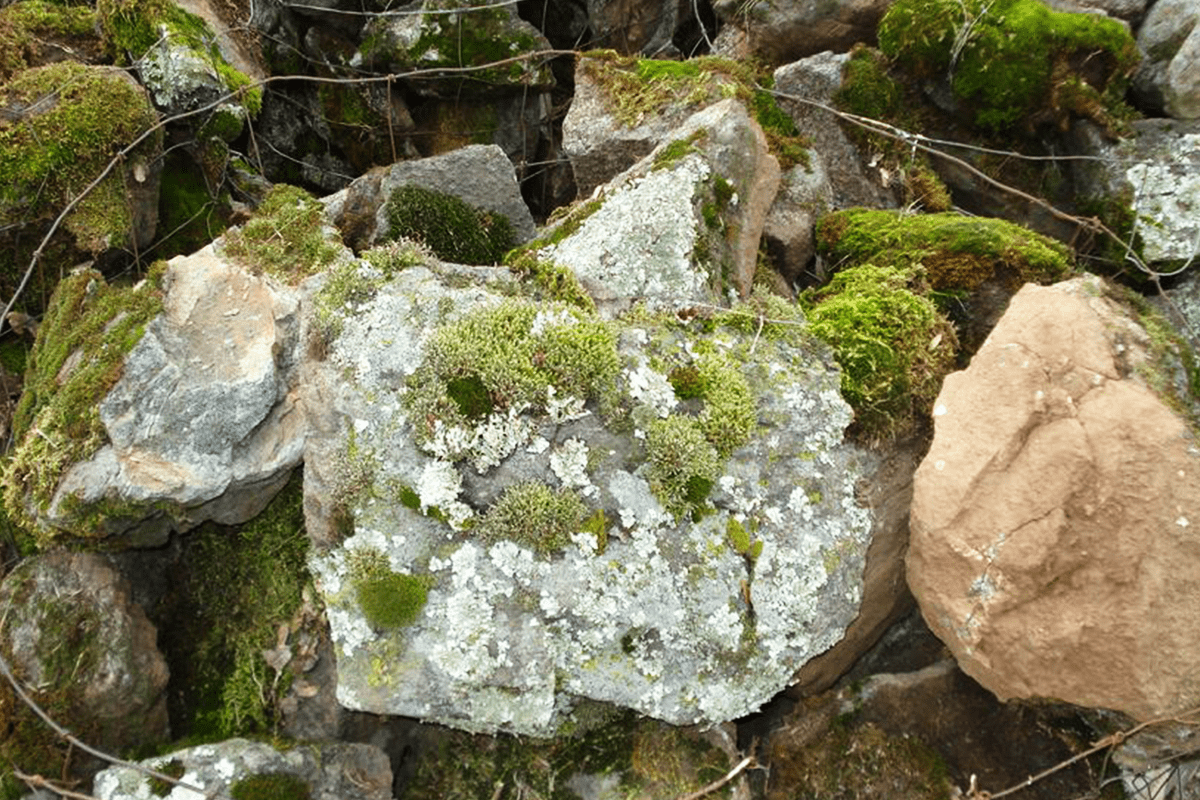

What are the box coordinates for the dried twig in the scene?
[674,755,755,800]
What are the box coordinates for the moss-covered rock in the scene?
[384,184,516,266]
[816,208,1075,291]
[0,62,162,299]
[221,184,347,282]
[877,0,1138,132]
[0,1,102,81]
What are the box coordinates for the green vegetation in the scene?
[355,569,430,629]
[156,150,231,260]
[1114,286,1200,434]
[504,251,596,311]
[802,264,958,440]
[877,0,1138,131]
[404,299,620,450]
[385,184,515,266]
[157,474,310,741]
[148,759,186,797]
[816,208,1074,291]
[311,239,430,343]
[645,415,721,519]
[230,772,312,800]
[0,61,161,270]
[0,1,98,80]
[694,352,757,458]
[96,0,262,114]
[222,184,344,282]
[1,267,166,542]
[479,482,589,556]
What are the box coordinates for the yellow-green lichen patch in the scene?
[156,472,311,741]
[1,267,165,541]
[0,1,100,80]
[877,0,1138,132]
[801,264,958,441]
[478,481,588,556]
[96,0,262,114]
[221,184,345,283]
[816,208,1074,292]
[0,62,161,260]
[229,772,312,800]
[385,184,515,266]
[312,239,431,344]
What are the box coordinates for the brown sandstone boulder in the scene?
[908,275,1200,722]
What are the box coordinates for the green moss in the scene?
[668,364,705,400]
[156,149,230,260]
[727,517,751,554]
[645,415,721,519]
[221,184,343,283]
[503,251,595,311]
[356,570,430,629]
[0,61,162,261]
[404,299,620,451]
[478,482,588,556]
[695,352,756,457]
[96,0,262,113]
[385,184,515,266]
[148,759,186,797]
[230,772,311,800]
[816,208,1074,291]
[801,264,958,440]
[311,240,429,344]
[157,473,310,741]
[878,0,1138,132]
[581,508,609,554]
[1116,287,1200,433]
[1,267,165,542]
[0,1,98,79]
[653,130,707,171]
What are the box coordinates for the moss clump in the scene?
[230,772,311,800]
[221,184,344,282]
[311,240,430,344]
[405,299,620,452]
[802,264,958,440]
[695,352,757,457]
[147,759,186,797]
[0,62,162,263]
[156,473,309,741]
[653,130,707,171]
[385,184,515,266]
[504,251,596,312]
[645,415,721,519]
[356,570,430,629]
[816,208,1074,292]
[877,0,1138,132]
[479,482,588,556]
[0,1,99,80]
[1,267,165,542]
[96,0,262,114]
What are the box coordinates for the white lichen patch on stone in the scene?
[626,359,678,418]
[1124,133,1200,263]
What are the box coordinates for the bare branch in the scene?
[674,755,755,800]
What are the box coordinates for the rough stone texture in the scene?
[325,144,536,248]
[93,738,394,800]
[761,156,835,288]
[773,53,898,211]
[909,275,1200,722]
[543,99,780,314]
[303,259,871,736]
[47,246,308,544]
[0,552,170,769]
[586,0,686,55]
[1045,0,1146,18]
[562,56,727,199]
[713,0,891,64]
[1072,118,1200,265]
[1133,0,1200,119]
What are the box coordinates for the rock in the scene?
[585,0,689,55]
[302,249,871,735]
[1045,0,1146,19]
[538,98,780,314]
[0,552,170,783]
[93,738,394,800]
[908,274,1200,722]
[1071,118,1200,266]
[1133,0,1200,119]
[3,244,312,547]
[772,52,898,211]
[713,0,893,64]
[761,157,835,288]
[0,2,105,81]
[326,144,536,250]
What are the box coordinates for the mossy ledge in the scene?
[1,266,166,544]
[221,184,346,284]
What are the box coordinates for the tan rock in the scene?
[908,275,1200,721]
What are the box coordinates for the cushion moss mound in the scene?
[802,264,958,440]
[221,184,344,282]
[385,184,515,266]
[816,208,1074,291]
[877,0,1138,131]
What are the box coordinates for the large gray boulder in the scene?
[1133,0,1200,119]
[94,738,393,800]
[302,255,871,736]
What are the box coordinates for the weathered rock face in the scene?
[713,0,892,64]
[762,158,835,287]
[541,98,780,313]
[1072,118,1200,266]
[303,255,871,736]
[0,552,170,777]
[909,275,1200,722]
[93,738,393,800]
[1133,0,1200,119]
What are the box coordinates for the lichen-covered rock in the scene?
[1132,0,1200,119]
[762,157,835,287]
[3,244,314,547]
[536,98,780,314]
[909,274,1200,722]
[1072,118,1200,266]
[0,552,170,786]
[303,255,871,736]
[93,738,393,800]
